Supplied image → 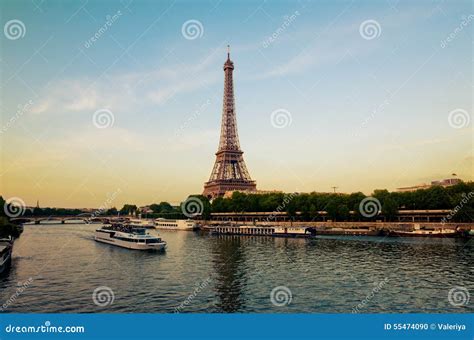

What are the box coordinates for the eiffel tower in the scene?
[203,47,257,199]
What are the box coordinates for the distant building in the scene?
[139,206,154,214]
[430,178,461,187]
[396,183,432,192]
[396,178,461,192]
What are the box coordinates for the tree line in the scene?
[2,181,473,224]
[208,182,474,222]
[10,201,182,219]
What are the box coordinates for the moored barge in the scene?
[388,225,457,238]
[203,224,316,238]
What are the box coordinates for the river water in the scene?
[0,224,472,313]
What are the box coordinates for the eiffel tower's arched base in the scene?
[203,180,256,200]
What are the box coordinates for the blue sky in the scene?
[1,0,472,208]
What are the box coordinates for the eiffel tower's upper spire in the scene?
[218,46,239,151]
[224,44,234,71]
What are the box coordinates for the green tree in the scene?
[120,204,138,215]
[231,192,248,212]
[286,198,297,220]
[0,196,5,217]
[309,204,318,221]
[326,199,338,221]
[106,207,118,215]
[337,204,350,221]
[0,217,22,238]
[382,198,398,221]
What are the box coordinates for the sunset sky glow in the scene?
[1,0,472,208]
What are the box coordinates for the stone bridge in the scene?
[10,214,112,225]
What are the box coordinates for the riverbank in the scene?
[200,221,473,237]
[203,220,473,229]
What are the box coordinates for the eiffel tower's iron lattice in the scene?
[203,47,257,199]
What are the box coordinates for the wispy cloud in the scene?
[30,50,223,115]
[255,6,437,79]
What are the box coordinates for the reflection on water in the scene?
[0,225,472,313]
[212,236,246,313]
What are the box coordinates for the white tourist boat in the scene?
[95,225,166,251]
[129,218,155,229]
[0,237,13,275]
[154,218,197,231]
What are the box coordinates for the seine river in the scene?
[1,224,472,313]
